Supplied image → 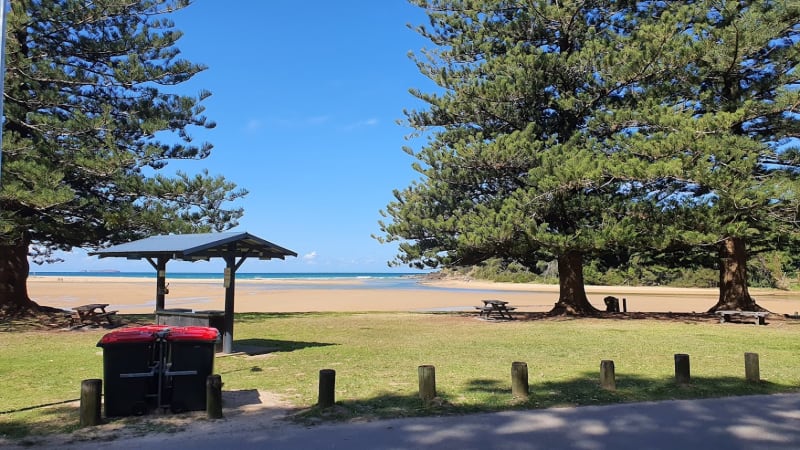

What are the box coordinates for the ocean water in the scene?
[29,271,505,293]
[32,271,422,280]
[30,271,436,291]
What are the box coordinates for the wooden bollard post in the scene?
[418,365,436,402]
[80,379,102,427]
[745,353,760,383]
[206,374,223,419]
[674,354,690,384]
[511,361,529,398]
[600,360,616,390]
[318,369,336,408]
[622,298,627,312]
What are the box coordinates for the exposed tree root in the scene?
[707,297,770,313]
[548,301,601,316]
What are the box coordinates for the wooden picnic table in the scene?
[71,303,117,326]
[476,299,516,320]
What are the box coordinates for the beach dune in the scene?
[26,276,800,315]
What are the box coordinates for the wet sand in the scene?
[26,276,800,315]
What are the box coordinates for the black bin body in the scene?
[202,311,225,352]
[164,326,219,412]
[96,326,168,417]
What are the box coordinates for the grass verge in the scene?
[2,312,799,440]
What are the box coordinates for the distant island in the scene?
[82,269,121,273]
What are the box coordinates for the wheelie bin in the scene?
[163,326,219,412]
[96,325,169,416]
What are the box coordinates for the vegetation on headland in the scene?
[1,312,799,442]
[437,252,800,291]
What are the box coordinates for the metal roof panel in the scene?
[89,232,297,260]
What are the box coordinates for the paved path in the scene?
[19,394,800,450]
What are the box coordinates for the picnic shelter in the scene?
[89,232,297,353]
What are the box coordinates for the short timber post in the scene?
[318,369,336,408]
[418,365,436,402]
[600,360,616,390]
[622,298,627,313]
[744,353,760,383]
[674,354,690,385]
[79,379,102,427]
[206,374,223,419]
[511,361,529,398]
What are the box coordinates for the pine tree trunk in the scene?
[707,237,764,312]
[549,251,599,315]
[0,236,38,315]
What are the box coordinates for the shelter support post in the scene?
[221,253,248,354]
[89,233,296,355]
[146,256,169,311]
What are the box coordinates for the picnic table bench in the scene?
[71,303,118,326]
[715,310,769,326]
[475,300,516,320]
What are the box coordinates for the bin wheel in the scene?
[170,401,186,413]
[131,401,148,416]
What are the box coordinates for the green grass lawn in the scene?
[2,312,799,440]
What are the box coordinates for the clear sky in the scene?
[38,1,436,274]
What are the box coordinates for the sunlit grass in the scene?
[2,312,799,439]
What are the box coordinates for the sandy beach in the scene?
[26,276,800,315]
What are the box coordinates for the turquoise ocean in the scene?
[29,272,510,293]
[28,271,477,292]
[32,271,423,280]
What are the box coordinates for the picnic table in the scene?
[71,303,117,326]
[476,299,516,320]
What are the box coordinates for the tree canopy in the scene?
[621,0,800,311]
[0,0,246,313]
[379,0,800,314]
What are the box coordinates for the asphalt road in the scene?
[17,393,800,450]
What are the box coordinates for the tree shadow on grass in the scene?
[296,371,795,426]
[231,338,336,355]
[468,372,790,410]
[0,404,78,441]
[507,311,798,326]
[295,391,455,424]
[510,312,722,324]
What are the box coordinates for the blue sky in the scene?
[40,1,436,274]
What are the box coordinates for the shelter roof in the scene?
[89,232,297,261]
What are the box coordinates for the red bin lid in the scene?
[97,325,169,346]
[164,326,219,342]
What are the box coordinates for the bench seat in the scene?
[100,311,118,323]
[475,306,494,317]
[715,310,768,326]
